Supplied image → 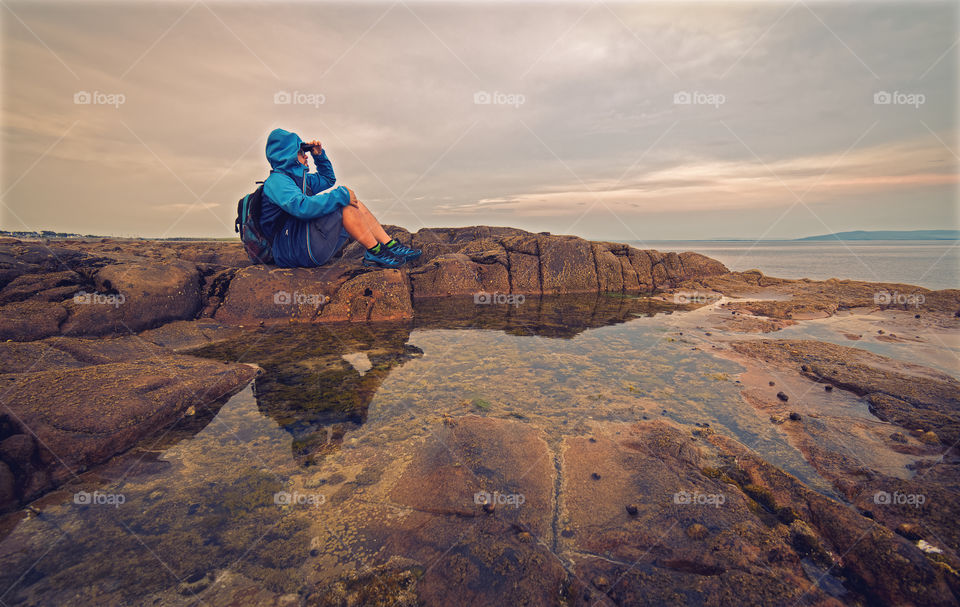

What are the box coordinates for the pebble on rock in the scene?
[777,392,789,402]
[789,412,801,421]
[824,385,833,392]
[625,504,638,516]
[591,472,602,480]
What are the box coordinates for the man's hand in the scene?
[307,139,322,155]
[346,187,360,208]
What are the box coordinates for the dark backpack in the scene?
[235,181,276,265]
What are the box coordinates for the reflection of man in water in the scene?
[246,325,422,466]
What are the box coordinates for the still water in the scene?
[635,240,960,291]
[0,296,854,605]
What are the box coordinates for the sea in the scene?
[630,240,960,291]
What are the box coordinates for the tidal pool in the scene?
[0,295,841,605]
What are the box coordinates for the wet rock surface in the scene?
[721,338,960,595]
[0,335,256,511]
[677,269,960,321]
[730,339,960,445]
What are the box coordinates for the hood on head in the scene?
[266,128,305,175]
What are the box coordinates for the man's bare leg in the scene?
[341,204,380,248]
[353,201,392,244]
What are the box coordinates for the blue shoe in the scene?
[362,248,406,268]
[386,242,422,261]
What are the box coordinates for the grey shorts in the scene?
[306,206,352,266]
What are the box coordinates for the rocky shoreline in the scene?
[0,228,729,510]
[0,228,958,605]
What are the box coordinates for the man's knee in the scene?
[342,204,361,221]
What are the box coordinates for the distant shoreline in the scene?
[623,238,960,244]
[3,230,959,244]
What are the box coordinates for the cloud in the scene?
[1,1,956,239]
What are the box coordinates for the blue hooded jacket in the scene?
[261,128,351,267]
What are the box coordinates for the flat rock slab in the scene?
[0,335,167,374]
[730,339,960,444]
[305,415,957,606]
[727,338,960,570]
[303,415,570,606]
[680,270,960,319]
[0,355,256,508]
[560,422,827,606]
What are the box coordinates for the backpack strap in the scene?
[260,170,290,243]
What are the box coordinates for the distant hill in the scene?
[796,230,960,241]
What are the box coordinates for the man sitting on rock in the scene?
[260,128,421,268]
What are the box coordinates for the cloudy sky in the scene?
[1,0,957,240]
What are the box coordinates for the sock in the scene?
[385,238,400,248]
[368,243,382,254]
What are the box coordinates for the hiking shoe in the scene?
[362,248,406,268]
[387,242,422,261]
